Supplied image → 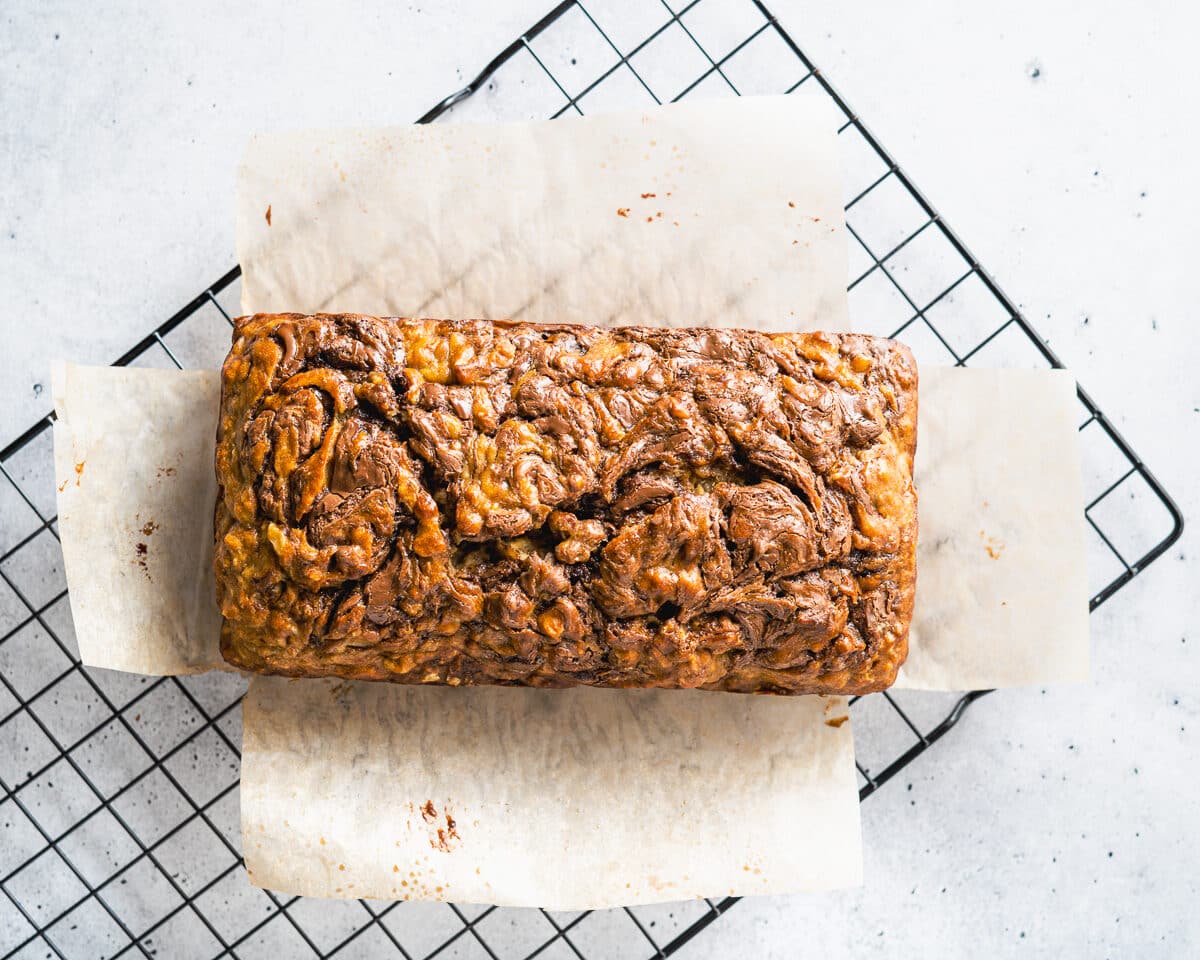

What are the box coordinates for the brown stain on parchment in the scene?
[265,204,272,226]
[328,679,354,702]
[434,812,460,853]
[617,184,680,225]
[395,857,452,900]
[59,459,86,492]
[414,800,462,854]
[979,529,1005,559]
[822,695,849,728]
[645,874,678,893]
[132,516,159,580]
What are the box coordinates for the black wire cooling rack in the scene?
[0,1,1184,958]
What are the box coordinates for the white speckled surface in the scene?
[2,1,1196,957]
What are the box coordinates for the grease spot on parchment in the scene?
[416,800,462,853]
[979,529,1005,559]
[59,459,86,492]
[822,696,849,728]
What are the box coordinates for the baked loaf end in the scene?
[215,315,917,695]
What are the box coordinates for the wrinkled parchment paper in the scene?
[236,95,851,333]
[900,366,1089,689]
[51,96,1088,907]
[242,678,861,908]
[52,363,225,675]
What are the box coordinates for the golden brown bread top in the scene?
[214,314,917,694]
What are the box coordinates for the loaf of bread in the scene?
[214,315,917,695]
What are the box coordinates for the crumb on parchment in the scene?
[59,459,86,491]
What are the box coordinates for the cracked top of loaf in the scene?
[214,314,917,695]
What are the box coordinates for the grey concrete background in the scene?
[2,0,1198,957]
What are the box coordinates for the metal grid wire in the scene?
[0,0,1183,957]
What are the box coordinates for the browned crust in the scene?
[215,314,917,695]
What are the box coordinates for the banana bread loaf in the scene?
[214,314,917,695]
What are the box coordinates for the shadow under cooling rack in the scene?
[0,1,1182,959]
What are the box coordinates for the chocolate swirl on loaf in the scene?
[215,315,917,695]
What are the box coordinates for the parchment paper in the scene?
[242,678,861,908]
[52,363,225,675]
[899,366,1090,689]
[236,95,851,333]
[50,97,1088,907]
